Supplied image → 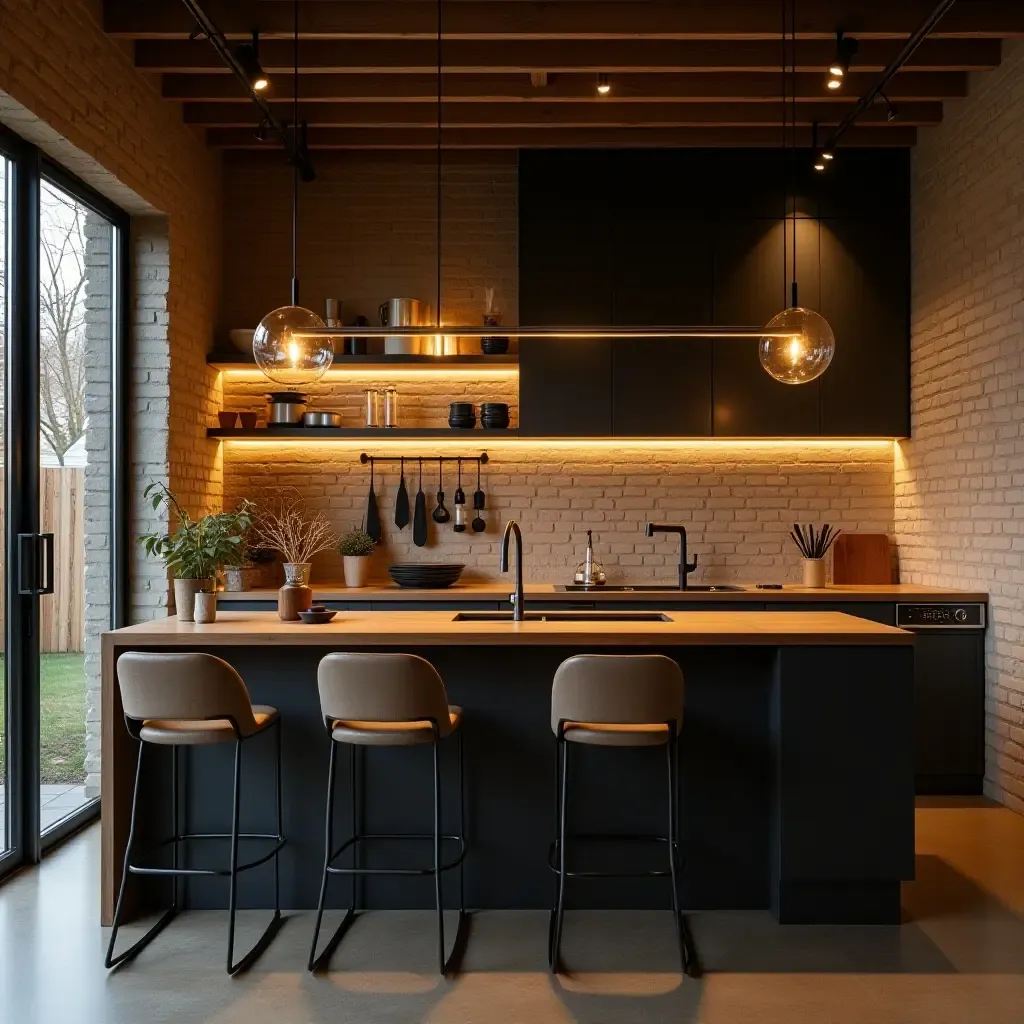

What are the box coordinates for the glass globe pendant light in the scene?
[761,0,835,385]
[252,0,333,387]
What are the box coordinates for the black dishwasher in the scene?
[897,603,987,795]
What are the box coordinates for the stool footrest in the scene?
[129,834,287,878]
[547,834,681,879]
[326,832,466,876]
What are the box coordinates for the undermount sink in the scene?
[453,611,672,623]
[554,584,746,593]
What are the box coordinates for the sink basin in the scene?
[554,584,745,593]
[453,611,671,623]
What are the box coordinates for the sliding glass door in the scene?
[0,125,127,878]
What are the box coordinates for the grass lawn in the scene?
[0,653,87,785]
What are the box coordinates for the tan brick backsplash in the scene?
[898,37,1024,811]
[223,439,894,585]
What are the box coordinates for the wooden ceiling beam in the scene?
[183,100,943,128]
[134,37,1001,74]
[106,1,1024,41]
[205,124,918,149]
[162,69,970,103]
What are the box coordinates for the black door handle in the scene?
[17,532,55,595]
[40,533,55,595]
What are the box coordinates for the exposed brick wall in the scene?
[0,0,223,796]
[220,151,518,337]
[897,38,1024,810]
[223,437,894,585]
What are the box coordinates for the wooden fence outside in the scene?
[0,467,86,654]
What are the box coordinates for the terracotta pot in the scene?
[174,577,215,622]
[278,583,313,621]
[194,591,218,624]
[802,558,827,588]
[343,555,371,588]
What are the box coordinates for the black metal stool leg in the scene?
[550,737,568,974]
[308,739,357,971]
[667,736,699,977]
[226,731,284,976]
[433,733,445,974]
[105,742,177,968]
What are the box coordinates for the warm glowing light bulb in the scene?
[253,77,269,92]
[253,305,334,386]
[828,64,844,78]
[827,77,842,90]
[823,151,834,161]
[597,73,611,95]
[759,307,835,384]
[814,160,826,171]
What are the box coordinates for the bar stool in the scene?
[548,653,698,976]
[105,652,285,975]
[308,652,467,976]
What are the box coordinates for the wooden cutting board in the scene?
[831,534,894,585]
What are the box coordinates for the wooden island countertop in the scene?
[103,608,913,648]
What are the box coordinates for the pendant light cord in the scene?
[780,0,788,309]
[291,0,300,305]
[436,0,443,328]
[791,0,798,309]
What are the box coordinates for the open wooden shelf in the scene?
[208,352,519,371]
[208,427,520,440]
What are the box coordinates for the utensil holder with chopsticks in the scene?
[790,523,841,589]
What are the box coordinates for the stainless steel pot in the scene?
[379,297,427,354]
[266,392,308,425]
[302,410,343,428]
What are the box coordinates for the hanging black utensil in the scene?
[432,456,450,523]
[471,459,486,533]
[413,457,428,547]
[395,456,410,529]
[365,457,381,542]
[453,458,467,532]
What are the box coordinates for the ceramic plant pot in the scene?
[802,558,827,588]
[283,561,312,587]
[194,591,218,624]
[223,566,252,592]
[174,576,215,623]
[343,555,371,588]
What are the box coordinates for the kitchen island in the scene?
[101,610,915,927]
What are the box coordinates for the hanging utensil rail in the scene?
[359,452,488,465]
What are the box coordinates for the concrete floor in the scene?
[2,799,1024,1023]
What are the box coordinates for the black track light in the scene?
[597,73,611,96]
[880,92,899,122]
[826,30,859,91]
[234,30,270,93]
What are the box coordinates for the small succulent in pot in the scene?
[139,483,254,621]
[339,528,375,588]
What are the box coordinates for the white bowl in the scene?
[229,329,255,354]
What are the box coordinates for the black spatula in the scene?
[395,456,410,529]
[413,457,428,547]
[365,457,381,542]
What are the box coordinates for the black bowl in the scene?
[481,337,509,355]
[448,417,477,429]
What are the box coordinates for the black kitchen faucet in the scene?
[645,522,698,590]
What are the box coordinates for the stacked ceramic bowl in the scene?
[448,402,476,429]
[481,403,510,430]
[388,563,465,589]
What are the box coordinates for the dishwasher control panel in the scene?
[896,603,986,629]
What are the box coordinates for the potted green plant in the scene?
[338,528,375,588]
[221,531,255,592]
[140,483,254,622]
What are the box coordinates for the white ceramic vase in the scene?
[194,591,218,624]
[283,562,312,586]
[343,555,371,588]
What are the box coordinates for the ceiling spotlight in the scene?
[814,156,826,172]
[822,151,834,160]
[826,30,859,90]
[880,93,899,122]
[597,73,611,95]
[234,31,270,93]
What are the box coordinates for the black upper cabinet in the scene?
[518,149,910,438]
[519,152,613,435]
[712,218,820,436]
[610,153,714,436]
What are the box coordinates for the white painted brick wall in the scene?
[897,38,1024,810]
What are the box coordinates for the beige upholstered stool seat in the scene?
[140,706,279,746]
[563,720,670,747]
[331,706,462,747]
